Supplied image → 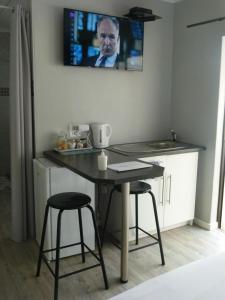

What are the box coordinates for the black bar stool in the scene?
[36,192,109,300]
[101,181,165,265]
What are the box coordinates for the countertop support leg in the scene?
[121,182,130,283]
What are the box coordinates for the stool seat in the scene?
[48,192,91,210]
[115,181,151,194]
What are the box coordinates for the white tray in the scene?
[54,146,93,153]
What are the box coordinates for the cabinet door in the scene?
[164,152,198,227]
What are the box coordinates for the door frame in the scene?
[217,109,225,228]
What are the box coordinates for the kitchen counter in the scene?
[108,140,205,158]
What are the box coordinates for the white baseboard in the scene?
[194,218,218,230]
[162,221,190,232]
[111,219,218,242]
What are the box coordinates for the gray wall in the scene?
[31,0,174,154]
[0,32,10,177]
[172,0,225,227]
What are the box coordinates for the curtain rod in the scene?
[187,16,225,28]
[0,5,14,11]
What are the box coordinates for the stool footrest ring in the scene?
[135,227,159,242]
[41,242,102,280]
[43,241,82,253]
[110,226,160,253]
[129,242,159,252]
[59,263,101,279]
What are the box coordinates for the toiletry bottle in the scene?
[98,150,108,171]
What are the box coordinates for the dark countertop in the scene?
[107,140,205,158]
[44,150,164,185]
[44,140,204,185]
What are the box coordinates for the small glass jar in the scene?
[68,139,76,149]
[56,132,68,150]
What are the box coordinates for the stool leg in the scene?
[101,186,116,247]
[135,194,139,245]
[87,205,109,290]
[78,208,85,263]
[36,204,50,277]
[54,209,63,300]
[149,191,165,265]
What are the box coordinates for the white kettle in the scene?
[91,123,112,148]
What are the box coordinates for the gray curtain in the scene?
[10,4,35,242]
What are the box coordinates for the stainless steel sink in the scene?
[110,141,187,154]
[147,141,184,150]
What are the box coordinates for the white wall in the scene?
[31,0,174,154]
[0,32,10,176]
[31,0,225,228]
[172,0,225,227]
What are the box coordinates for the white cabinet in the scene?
[139,152,199,231]
[108,152,199,240]
[33,158,95,260]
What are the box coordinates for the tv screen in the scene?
[64,8,144,71]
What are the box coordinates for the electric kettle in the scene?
[91,123,112,148]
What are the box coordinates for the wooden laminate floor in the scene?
[1,189,225,300]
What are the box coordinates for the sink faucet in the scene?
[171,130,176,142]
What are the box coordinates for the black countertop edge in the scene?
[44,150,164,185]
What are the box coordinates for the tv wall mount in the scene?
[124,7,161,22]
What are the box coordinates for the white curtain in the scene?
[10,4,35,242]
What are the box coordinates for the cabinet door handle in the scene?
[167,175,172,204]
[159,176,164,206]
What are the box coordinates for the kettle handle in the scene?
[106,124,112,138]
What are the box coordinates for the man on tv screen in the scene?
[89,16,120,68]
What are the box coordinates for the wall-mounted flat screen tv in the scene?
[64,8,144,71]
